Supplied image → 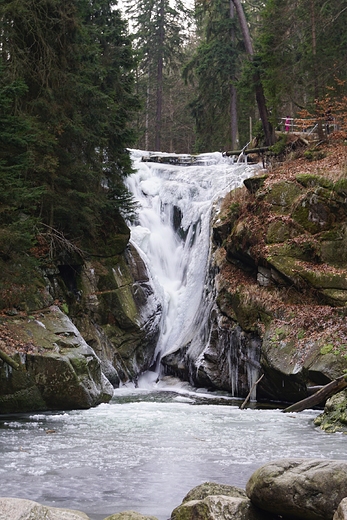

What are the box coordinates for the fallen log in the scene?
[0,349,20,370]
[240,374,264,410]
[224,146,271,156]
[282,375,347,413]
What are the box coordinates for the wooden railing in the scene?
[279,117,338,135]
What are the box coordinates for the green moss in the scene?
[303,150,326,161]
[333,178,347,197]
[61,303,69,315]
[264,181,302,213]
[320,344,334,355]
[296,173,333,189]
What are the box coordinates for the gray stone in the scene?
[182,482,247,503]
[0,306,113,413]
[0,497,90,520]
[246,458,347,520]
[103,511,158,520]
[171,495,269,520]
[334,498,347,520]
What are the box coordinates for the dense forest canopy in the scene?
[125,0,347,152]
[1,0,347,306]
[0,0,139,303]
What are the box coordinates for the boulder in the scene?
[171,495,269,520]
[246,459,347,519]
[104,512,158,520]
[0,306,113,413]
[181,482,247,502]
[334,498,347,520]
[0,497,90,520]
[171,482,270,520]
[314,390,347,433]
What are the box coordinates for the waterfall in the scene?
[126,150,259,387]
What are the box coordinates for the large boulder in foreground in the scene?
[0,497,90,520]
[246,459,347,520]
[0,306,113,413]
[171,482,270,520]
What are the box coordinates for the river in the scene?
[1,382,347,519]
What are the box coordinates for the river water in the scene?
[1,382,347,520]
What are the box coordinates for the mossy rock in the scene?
[334,177,347,197]
[291,189,340,234]
[320,225,347,267]
[243,174,268,194]
[266,219,303,244]
[264,181,302,213]
[182,483,246,503]
[296,173,333,189]
[314,390,347,433]
[303,149,327,161]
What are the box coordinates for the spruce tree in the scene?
[125,0,191,151]
[0,0,139,254]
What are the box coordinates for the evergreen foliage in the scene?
[124,0,194,151]
[257,0,347,121]
[0,0,139,262]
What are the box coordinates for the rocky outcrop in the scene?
[0,497,90,519]
[314,389,347,433]
[246,459,347,519]
[0,306,113,413]
[0,208,161,413]
[163,158,347,419]
[63,244,161,385]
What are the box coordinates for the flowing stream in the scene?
[1,152,347,519]
[1,387,347,520]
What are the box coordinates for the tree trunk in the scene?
[229,1,238,150]
[282,375,347,413]
[155,0,165,151]
[231,0,274,146]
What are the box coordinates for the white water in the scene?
[1,386,347,520]
[126,150,258,364]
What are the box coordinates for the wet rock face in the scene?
[0,307,113,414]
[246,459,347,520]
[67,244,162,386]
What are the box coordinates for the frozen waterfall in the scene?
[126,150,259,376]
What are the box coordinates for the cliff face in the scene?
[0,214,162,413]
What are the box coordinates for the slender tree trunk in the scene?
[231,0,274,146]
[310,0,324,140]
[146,74,150,150]
[229,1,238,150]
[155,0,165,151]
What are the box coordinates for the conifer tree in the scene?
[0,0,139,254]
[125,0,191,151]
